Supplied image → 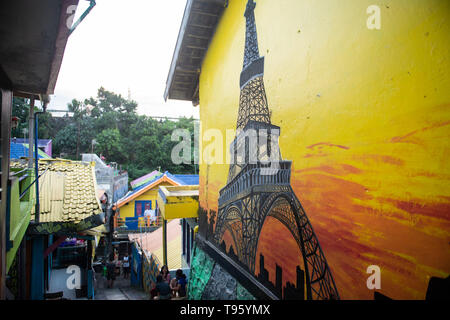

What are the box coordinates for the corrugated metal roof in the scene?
[154,234,182,270]
[129,219,182,270]
[12,138,51,148]
[10,142,50,159]
[173,174,199,185]
[130,170,162,189]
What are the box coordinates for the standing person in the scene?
[150,209,157,226]
[143,208,152,227]
[122,252,130,279]
[154,275,171,300]
[160,265,171,283]
[106,256,116,289]
[113,249,120,277]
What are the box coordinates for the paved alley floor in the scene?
[94,272,149,300]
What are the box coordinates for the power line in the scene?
[46,109,74,114]
[146,116,199,121]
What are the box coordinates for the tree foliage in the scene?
[11,87,198,180]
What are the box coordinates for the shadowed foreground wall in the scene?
[188,242,255,300]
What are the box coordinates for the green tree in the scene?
[49,87,198,180]
[53,123,78,157]
[95,128,124,163]
[11,97,29,138]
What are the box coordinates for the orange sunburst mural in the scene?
[196,0,450,300]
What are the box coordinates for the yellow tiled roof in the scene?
[11,159,103,223]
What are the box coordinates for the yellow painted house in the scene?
[113,172,181,227]
[114,171,199,228]
[165,0,450,300]
[117,184,172,221]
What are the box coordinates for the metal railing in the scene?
[17,167,49,200]
[114,215,162,233]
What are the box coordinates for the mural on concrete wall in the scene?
[113,174,129,203]
[197,0,450,300]
[205,0,339,300]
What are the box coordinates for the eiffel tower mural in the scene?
[211,0,339,300]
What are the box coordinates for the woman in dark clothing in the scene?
[155,275,171,300]
[174,269,187,298]
[160,265,171,283]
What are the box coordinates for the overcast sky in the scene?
[49,0,199,119]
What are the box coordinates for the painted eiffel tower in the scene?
[212,0,339,300]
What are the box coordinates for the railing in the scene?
[5,168,35,264]
[17,167,48,200]
[10,168,36,204]
[114,214,162,233]
[218,161,292,206]
[114,216,125,229]
[138,215,162,228]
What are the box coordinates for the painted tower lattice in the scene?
[212,0,339,300]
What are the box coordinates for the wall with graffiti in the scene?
[113,174,129,203]
[196,0,450,299]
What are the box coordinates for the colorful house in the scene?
[113,171,199,230]
[165,0,450,300]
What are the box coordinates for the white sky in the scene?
[49,0,199,119]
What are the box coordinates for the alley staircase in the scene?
[93,268,148,300]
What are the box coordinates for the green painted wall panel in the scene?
[187,242,215,300]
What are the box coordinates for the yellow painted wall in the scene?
[198,0,450,299]
[157,186,199,220]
